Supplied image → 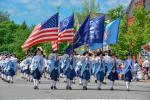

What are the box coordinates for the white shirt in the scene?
[103,55,113,64]
[143,60,150,68]
[133,63,139,72]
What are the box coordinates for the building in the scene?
[126,0,150,59]
[126,0,150,25]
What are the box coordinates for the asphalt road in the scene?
[0,75,150,100]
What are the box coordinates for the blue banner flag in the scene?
[66,15,90,54]
[104,17,121,44]
[89,15,105,44]
[74,15,90,45]
[88,15,105,50]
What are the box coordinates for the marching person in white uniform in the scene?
[30,47,44,89]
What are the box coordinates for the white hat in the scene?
[37,46,43,51]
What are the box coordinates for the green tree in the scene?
[0,11,33,59]
[108,5,124,21]
[108,7,150,59]
[20,21,28,30]
[126,7,150,54]
[75,0,100,24]
[0,21,17,45]
[12,27,32,59]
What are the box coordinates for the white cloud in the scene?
[48,0,63,7]
[19,0,30,4]
[16,0,44,11]
[47,0,81,9]
[26,4,42,10]
[15,11,28,17]
[105,0,131,7]
[70,0,82,6]
[106,0,117,6]
[7,9,17,15]
[119,0,131,7]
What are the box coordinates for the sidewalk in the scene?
[138,79,150,83]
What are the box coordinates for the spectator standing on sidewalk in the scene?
[142,56,150,80]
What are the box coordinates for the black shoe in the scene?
[69,86,72,90]
[11,81,13,84]
[95,80,97,83]
[22,77,25,79]
[83,86,85,90]
[7,80,10,83]
[35,86,38,89]
[85,87,87,90]
[72,81,75,84]
[83,86,87,90]
[36,86,39,90]
[102,82,106,84]
[34,86,36,89]
[64,80,67,83]
[66,85,69,90]
[97,87,101,90]
[51,86,53,90]
[54,86,57,90]
[127,89,130,91]
[110,87,114,91]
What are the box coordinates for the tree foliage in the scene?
[75,0,100,24]
[108,5,124,21]
[1,3,149,60]
[108,6,150,59]
[0,11,69,59]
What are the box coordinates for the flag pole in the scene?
[56,5,60,55]
[87,2,91,53]
[71,12,75,62]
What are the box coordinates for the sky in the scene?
[0,0,131,26]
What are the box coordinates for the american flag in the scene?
[51,41,58,51]
[22,13,59,50]
[51,14,74,51]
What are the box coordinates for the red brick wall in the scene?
[128,16,135,26]
[127,0,145,25]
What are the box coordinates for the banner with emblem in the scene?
[88,15,105,50]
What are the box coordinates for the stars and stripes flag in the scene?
[51,14,74,51]
[22,13,59,51]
